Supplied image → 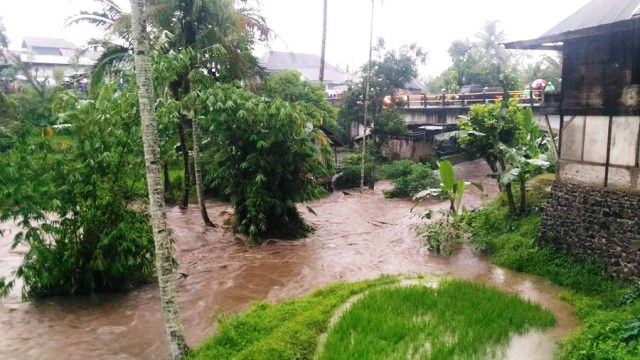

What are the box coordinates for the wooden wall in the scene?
[562,28,640,114]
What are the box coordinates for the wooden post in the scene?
[604,115,613,187]
[441,89,446,107]
[529,89,534,107]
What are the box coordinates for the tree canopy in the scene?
[425,20,560,93]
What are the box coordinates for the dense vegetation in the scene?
[424,20,561,93]
[194,82,331,242]
[465,175,640,359]
[332,152,376,190]
[0,85,154,298]
[189,276,554,360]
[379,159,439,198]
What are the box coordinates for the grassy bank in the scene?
[466,175,640,359]
[189,277,555,359]
[320,280,554,359]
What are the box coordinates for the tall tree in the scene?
[72,0,270,224]
[129,0,189,358]
[476,20,508,64]
[319,0,327,83]
[150,0,269,221]
[339,40,425,188]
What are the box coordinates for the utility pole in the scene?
[360,0,375,192]
[319,0,327,83]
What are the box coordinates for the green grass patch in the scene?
[188,277,398,360]
[189,276,556,360]
[320,280,555,360]
[465,174,640,359]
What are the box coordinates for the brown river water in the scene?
[0,160,578,359]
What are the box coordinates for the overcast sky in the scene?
[2,0,591,77]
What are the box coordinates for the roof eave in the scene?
[504,17,640,50]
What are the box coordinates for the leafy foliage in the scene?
[458,99,553,214]
[414,160,482,217]
[333,153,376,190]
[258,69,338,170]
[0,85,154,299]
[415,215,470,255]
[426,21,527,93]
[412,160,481,254]
[380,160,439,198]
[337,40,422,146]
[193,82,329,242]
[619,282,640,306]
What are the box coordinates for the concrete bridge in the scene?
[402,104,559,134]
[398,90,559,133]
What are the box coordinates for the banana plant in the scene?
[496,108,550,213]
[414,160,483,218]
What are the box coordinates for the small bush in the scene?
[333,153,375,190]
[415,215,469,255]
[560,302,640,360]
[380,160,440,198]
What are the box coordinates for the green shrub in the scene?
[197,84,330,242]
[0,85,155,299]
[333,153,375,189]
[560,302,640,360]
[415,214,469,255]
[380,160,439,198]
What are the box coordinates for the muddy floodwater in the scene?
[0,160,578,359]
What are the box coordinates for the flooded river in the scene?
[0,160,577,359]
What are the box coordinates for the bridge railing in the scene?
[325,90,545,108]
[327,90,543,109]
[402,90,544,108]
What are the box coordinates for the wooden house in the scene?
[505,0,640,280]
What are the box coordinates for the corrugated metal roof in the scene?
[22,37,77,51]
[504,0,640,49]
[543,0,640,36]
[260,51,346,83]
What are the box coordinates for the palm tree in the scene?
[476,20,508,65]
[71,0,270,225]
[147,0,269,221]
[128,0,189,358]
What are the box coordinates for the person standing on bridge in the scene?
[544,81,555,92]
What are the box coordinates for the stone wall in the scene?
[540,181,640,280]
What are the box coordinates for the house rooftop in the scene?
[22,37,76,50]
[260,51,348,84]
[504,0,640,50]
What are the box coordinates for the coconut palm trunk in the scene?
[129,0,189,358]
